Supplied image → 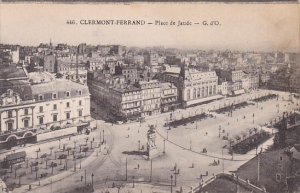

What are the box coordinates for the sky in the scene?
[0,3,299,52]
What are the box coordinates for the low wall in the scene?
[37,127,77,142]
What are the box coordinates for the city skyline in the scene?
[0,3,299,52]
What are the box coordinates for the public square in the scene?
[1,89,298,193]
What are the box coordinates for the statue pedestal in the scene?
[147,125,160,160]
[148,147,160,160]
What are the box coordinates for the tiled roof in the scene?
[0,80,33,101]
[31,79,90,101]
[0,64,27,80]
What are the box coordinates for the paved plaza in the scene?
[2,89,298,193]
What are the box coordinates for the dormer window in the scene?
[52,93,57,99]
[66,91,70,97]
[39,95,44,101]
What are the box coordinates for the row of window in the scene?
[38,90,83,101]
[7,108,29,118]
[39,100,83,112]
[5,110,83,131]
[5,101,83,117]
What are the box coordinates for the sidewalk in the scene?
[9,126,110,193]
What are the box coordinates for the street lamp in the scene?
[102,129,105,143]
[163,139,166,154]
[74,155,76,172]
[59,138,61,149]
[138,140,141,151]
[170,175,173,193]
[91,173,94,185]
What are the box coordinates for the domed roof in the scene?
[28,72,55,84]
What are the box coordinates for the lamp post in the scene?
[36,149,40,159]
[84,169,86,185]
[102,129,105,143]
[91,173,94,185]
[163,139,166,154]
[170,175,173,193]
[74,155,76,172]
[132,176,135,188]
[138,140,140,151]
[125,158,128,181]
[59,138,61,149]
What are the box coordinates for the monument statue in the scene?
[147,125,159,159]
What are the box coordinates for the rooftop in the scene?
[0,64,27,81]
[31,79,89,95]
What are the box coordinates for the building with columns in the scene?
[155,66,222,107]
[0,68,91,149]
[180,67,221,107]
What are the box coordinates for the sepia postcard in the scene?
[0,3,299,193]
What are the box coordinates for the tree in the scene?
[241,131,247,140]
[55,73,64,79]
[234,135,241,142]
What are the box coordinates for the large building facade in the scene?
[180,68,220,107]
[138,80,161,116]
[0,69,91,149]
[87,71,142,121]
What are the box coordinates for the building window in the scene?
[276,173,281,182]
[53,114,57,122]
[66,91,70,97]
[66,112,70,119]
[79,100,82,106]
[39,117,44,125]
[7,122,13,131]
[66,102,70,108]
[53,104,57,110]
[39,95,44,101]
[52,93,57,99]
[187,89,190,100]
[24,108,29,115]
[78,110,82,117]
[7,111,12,118]
[24,119,29,128]
[39,106,43,113]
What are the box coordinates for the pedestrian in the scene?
[137,164,139,169]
